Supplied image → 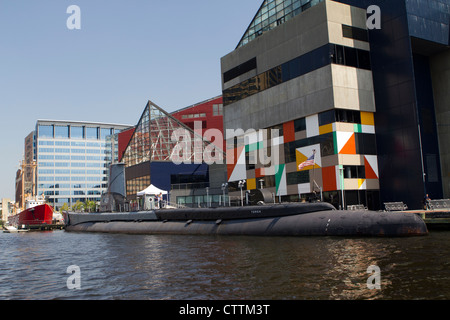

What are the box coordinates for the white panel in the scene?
[306,114,319,138]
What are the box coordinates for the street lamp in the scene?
[221,183,228,207]
[338,165,345,210]
[238,180,246,207]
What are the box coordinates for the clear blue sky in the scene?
[0,0,261,200]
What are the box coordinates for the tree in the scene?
[85,200,96,213]
[72,201,84,212]
[60,203,70,212]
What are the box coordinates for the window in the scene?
[55,126,69,139]
[357,50,371,70]
[343,166,365,179]
[86,127,98,140]
[344,46,358,68]
[319,110,335,126]
[284,142,297,163]
[223,58,257,83]
[294,118,306,132]
[71,126,84,139]
[335,109,361,124]
[287,171,310,185]
[38,125,53,138]
[342,25,369,42]
[355,133,377,155]
[100,128,112,140]
[213,104,223,116]
[331,44,371,70]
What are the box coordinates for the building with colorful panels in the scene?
[222,0,380,209]
[221,0,450,210]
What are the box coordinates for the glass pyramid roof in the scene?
[237,0,324,48]
[122,100,224,168]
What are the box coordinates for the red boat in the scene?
[8,196,54,227]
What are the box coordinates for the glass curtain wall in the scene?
[237,0,324,48]
[36,122,123,210]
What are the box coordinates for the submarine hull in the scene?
[64,205,428,237]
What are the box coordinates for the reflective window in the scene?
[319,110,335,126]
[287,171,310,185]
[86,127,98,140]
[38,125,53,138]
[55,141,70,146]
[224,44,334,105]
[55,126,69,139]
[101,128,112,140]
[331,44,371,70]
[355,133,377,155]
[71,126,84,139]
[342,25,369,42]
[237,0,325,48]
[294,118,306,132]
[343,166,366,179]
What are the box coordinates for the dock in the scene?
[27,224,65,231]
[384,200,450,230]
[11,224,65,232]
[403,209,450,230]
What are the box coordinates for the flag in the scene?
[298,152,315,170]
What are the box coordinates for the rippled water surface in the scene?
[1,230,450,300]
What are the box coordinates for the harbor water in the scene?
[1,230,450,300]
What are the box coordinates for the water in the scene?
[1,230,450,300]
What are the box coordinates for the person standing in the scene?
[424,194,431,210]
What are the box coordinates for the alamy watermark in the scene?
[367,5,381,30]
[66,5,81,30]
[367,265,382,290]
[170,124,281,170]
[66,265,81,290]
[65,4,381,31]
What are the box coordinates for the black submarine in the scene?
[64,165,428,237]
[64,201,428,237]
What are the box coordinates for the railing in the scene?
[384,202,408,212]
[428,199,450,210]
[347,204,367,211]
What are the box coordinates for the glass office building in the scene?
[35,120,131,210]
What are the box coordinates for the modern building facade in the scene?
[35,120,131,210]
[120,100,226,206]
[338,0,450,209]
[221,0,450,210]
[222,0,379,209]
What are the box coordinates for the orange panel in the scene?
[339,133,356,154]
[364,156,378,179]
[322,166,336,192]
[283,121,295,143]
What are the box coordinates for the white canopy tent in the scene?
[137,184,168,196]
[137,184,168,210]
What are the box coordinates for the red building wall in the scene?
[118,127,135,163]
[171,96,224,150]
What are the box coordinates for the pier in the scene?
[410,210,450,230]
[384,199,450,230]
[21,224,65,232]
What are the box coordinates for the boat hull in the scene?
[9,204,54,227]
[64,204,428,237]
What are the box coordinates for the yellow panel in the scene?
[319,123,333,135]
[360,112,375,126]
[247,178,256,191]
